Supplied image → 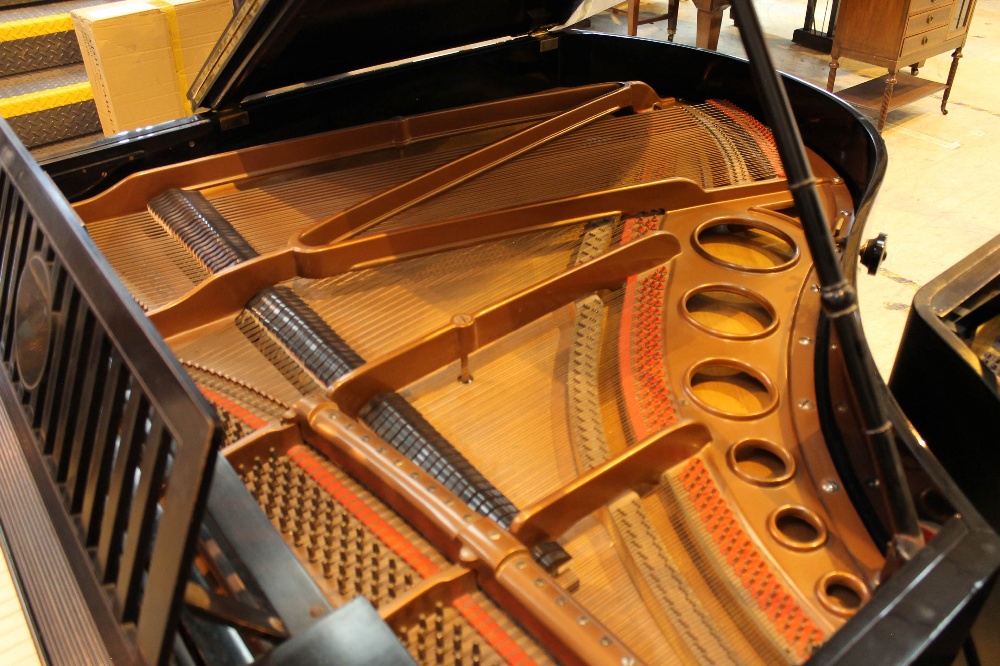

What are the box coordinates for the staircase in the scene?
[0,1,109,151]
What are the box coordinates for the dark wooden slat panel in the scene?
[62,316,104,509]
[43,275,82,475]
[4,208,39,370]
[115,414,169,622]
[1,115,221,666]
[0,175,13,290]
[0,199,28,362]
[139,432,220,666]
[80,352,128,545]
[24,247,59,434]
[96,386,147,583]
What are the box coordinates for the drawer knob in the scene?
[922,35,929,45]
[927,14,935,23]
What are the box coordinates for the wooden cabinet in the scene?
[826,0,977,130]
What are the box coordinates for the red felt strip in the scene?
[198,385,270,430]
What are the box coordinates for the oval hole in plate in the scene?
[694,218,798,272]
[728,439,794,486]
[683,286,777,339]
[768,505,827,551]
[817,572,870,617]
[687,360,776,419]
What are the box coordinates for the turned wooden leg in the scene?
[667,0,679,42]
[827,48,840,92]
[627,0,639,36]
[879,69,897,132]
[941,47,963,115]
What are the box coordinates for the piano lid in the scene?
[190,0,611,112]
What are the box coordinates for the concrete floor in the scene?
[588,0,1000,379]
[588,2,1000,662]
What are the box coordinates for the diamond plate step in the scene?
[0,63,98,148]
[0,0,108,77]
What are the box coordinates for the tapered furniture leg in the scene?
[627,0,639,36]
[692,0,726,50]
[667,0,679,41]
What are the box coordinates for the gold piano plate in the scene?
[76,82,881,666]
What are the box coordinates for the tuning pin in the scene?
[340,511,351,535]
[310,513,325,536]
[471,643,481,665]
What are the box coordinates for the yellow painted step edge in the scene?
[0,14,74,42]
[0,81,93,118]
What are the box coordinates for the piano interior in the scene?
[74,80,885,665]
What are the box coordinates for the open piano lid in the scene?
[191,0,612,110]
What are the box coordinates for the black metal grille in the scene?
[0,118,222,666]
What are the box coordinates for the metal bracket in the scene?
[184,582,289,639]
[215,108,250,132]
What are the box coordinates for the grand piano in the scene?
[0,1,996,664]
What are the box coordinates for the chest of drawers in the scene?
[826,0,976,130]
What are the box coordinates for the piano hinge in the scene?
[530,26,560,52]
[214,107,250,131]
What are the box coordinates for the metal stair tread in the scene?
[0,0,106,25]
[0,63,87,102]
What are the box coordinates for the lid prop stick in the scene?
[727,0,923,572]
